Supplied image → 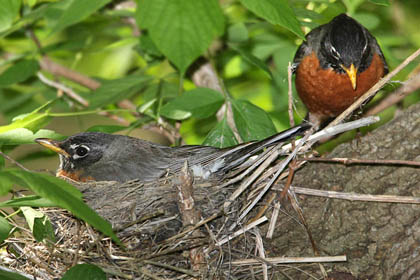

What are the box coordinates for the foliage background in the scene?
[0,0,419,150]
[0,0,419,277]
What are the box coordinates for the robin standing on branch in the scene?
[293,13,388,127]
[35,124,310,183]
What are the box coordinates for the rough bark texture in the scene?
[274,102,420,279]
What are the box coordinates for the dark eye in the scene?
[75,146,89,157]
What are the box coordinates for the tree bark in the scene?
[273,102,420,279]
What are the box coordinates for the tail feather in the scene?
[219,123,311,172]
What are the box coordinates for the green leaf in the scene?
[21,207,43,236]
[21,207,54,242]
[0,170,120,244]
[138,33,164,58]
[231,99,276,142]
[0,128,63,145]
[136,0,225,74]
[230,44,273,79]
[0,216,12,243]
[353,13,380,30]
[0,3,47,38]
[238,0,304,39]
[160,88,224,120]
[0,114,51,134]
[0,196,56,208]
[88,75,152,109]
[227,22,249,43]
[0,60,39,88]
[0,155,4,170]
[0,173,13,195]
[27,0,37,8]
[0,267,31,280]
[86,125,127,134]
[61,264,106,280]
[50,0,112,34]
[160,109,191,120]
[202,117,238,148]
[368,0,389,6]
[0,100,55,134]
[0,0,21,33]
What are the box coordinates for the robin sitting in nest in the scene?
[35,124,309,183]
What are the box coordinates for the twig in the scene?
[216,216,268,246]
[366,71,420,116]
[253,229,268,280]
[301,157,420,167]
[281,116,380,153]
[37,72,130,125]
[223,146,279,211]
[162,212,221,243]
[287,62,295,127]
[140,267,165,280]
[39,56,101,90]
[37,72,89,106]
[114,210,164,232]
[143,260,200,278]
[266,201,280,239]
[101,268,133,279]
[220,145,275,188]
[174,161,205,272]
[229,131,309,231]
[327,47,420,128]
[230,255,347,266]
[280,160,297,200]
[0,150,31,171]
[287,190,319,255]
[274,186,420,204]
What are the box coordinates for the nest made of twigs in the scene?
[5,143,327,279]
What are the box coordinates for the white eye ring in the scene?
[72,145,90,159]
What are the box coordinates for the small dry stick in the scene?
[281,186,420,204]
[175,161,205,272]
[229,131,310,231]
[220,145,275,188]
[366,70,420,116]
[114,210,164,232]
[287,62,296,127]
[0,151,31,171]
[37,72,89,107]
[266,201,281,239]
[40,56,101,90]
[143,260,200,278]
[253,229,268,280]
[301,157,420,167]
[231,255,347,266]
[139,267,165,280]
[162,212,221,244]
[216,216,268,246]
[223,147,280,211]
[37,72,130,125]
[280,116,380,153]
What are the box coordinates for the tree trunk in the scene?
[273,102,420,279]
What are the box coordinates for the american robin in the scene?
[35,124,310,183]
[293,13,388,126]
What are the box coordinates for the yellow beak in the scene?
[341,63,357,90]
[35,138,70,157]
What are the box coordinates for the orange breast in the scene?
[295,52,385,121]
[57,169,95,182]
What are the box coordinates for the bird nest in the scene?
[7,119,386,279]
[4,143,332,279]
